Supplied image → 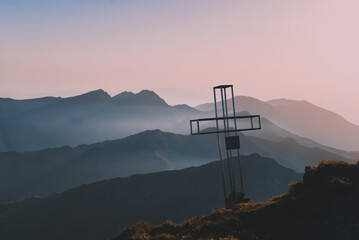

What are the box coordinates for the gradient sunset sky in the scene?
[1,0,358,124]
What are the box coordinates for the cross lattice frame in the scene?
[190,85,262,208]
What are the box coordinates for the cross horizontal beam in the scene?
[214,85,233,89]
[190,115,261,135]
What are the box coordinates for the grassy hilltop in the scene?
[115,160,359,240]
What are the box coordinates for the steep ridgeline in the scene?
[0,154,301,240]
[197,96,359,152]
[0,130,353,204]
[0,130,352,204]
[115,161,359,240]
[0,89,204,152]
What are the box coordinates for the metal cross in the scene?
[190,85,261,208]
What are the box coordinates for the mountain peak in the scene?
[64,89,111,104]
[136,90,166,103]
[112,91,135,100]
[137,89,157,95]
[112,89,168,106]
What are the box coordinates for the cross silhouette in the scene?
[190,85,261,208]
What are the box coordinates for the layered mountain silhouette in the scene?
[112,90,168,106]
[0,154,301,240]
[250,116,359,160]
[197,96,359,151]
[1,90,358,155]
[1,90,358,240]
[0,89,203,152]
[115,160,359,240]
[0,130,353,204]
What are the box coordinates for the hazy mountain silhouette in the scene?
[1,90,357,156]
[0,96,61,118]
[0,130,352,204]
[112,90,168,106]
[0,154,301,240]
[249,116,358,160]
[0,90,205,152]
[59,89,112,104]
[197,96,359,151]
[249,136,355,171]
[0,130,218,203]
[112,91,135,100]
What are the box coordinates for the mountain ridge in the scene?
[0,129,354,204]
[114,160,359,240]
[112,90,169,106]
[0,90,201,152]
[196,95,359,151]
[0,154,302,240]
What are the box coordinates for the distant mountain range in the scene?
[197,96,359,151]
[1,89,358,153]
[0,130,354,204]
[0,89,204,152]
[0,154,301,240]
[248,117,358,161]
[0,90,358,240]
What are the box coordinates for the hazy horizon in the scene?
[1,0,358,125]
[2,87,359,127]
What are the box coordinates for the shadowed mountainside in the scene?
[114,160,359,240]
[0,130,352,204]
[0,154,301,240]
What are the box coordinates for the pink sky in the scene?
[1,0,358,125]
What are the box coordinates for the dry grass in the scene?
[115,160,359,240]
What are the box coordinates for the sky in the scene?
[1,0,358,125]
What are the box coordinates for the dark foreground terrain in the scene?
[115,160,359,240]
[0,154,300,240]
